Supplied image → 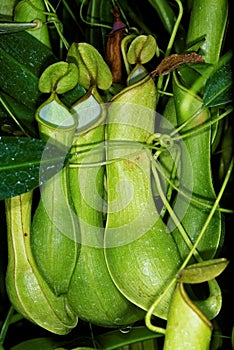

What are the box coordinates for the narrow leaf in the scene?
[203,52,233,107]
[0,136,68,200]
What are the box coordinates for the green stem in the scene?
[61,0,85,35]
[43,0,70,51]
[121,34,137,75]
[147,0,175,34]
[80,0,112,29]
[0,306,15,348]
[156,146,181,219]
[165,0,183,57]
[53,19,70,50]
[157,0,183,93]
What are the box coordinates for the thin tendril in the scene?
[121,34,137,75]
[165,0,183,57]
[44,0,70,50]
[80,0,112,29]
[155,147,181,218]
[172,106,233,141]
[157,0,183,94]
[151,157,202,262]
[61,0,84,34]
[170,106,203,137]
[161,73,171,94]
[145,157,233,332]
[181,157,233,264]
[158,90,173,96]
[24,0,69,50]
[55,0,62,11]
[43,0,50,12]
[69,140,148,167]
[89,322,98,349]
[156,158,233,213]
[69,137,233,213]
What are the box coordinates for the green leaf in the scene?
[0,136,68,200]
[185,34,206,52]
[0,0,15,17]
[0,91,37,137]
[147,0,175,34]
[176,258,229,283]
[56,348,95,350]
[38,62,79,94]
[172,73,223,261]
[0,31,57,109]
[127,35,157,65]
[202,52,233,107]
[0,31,85,110]
[96,326,162,350]
[13,0,51,48]
[178,63,213,93]
[186,0,228,64]
[67,42,112,90]
[10,337,57,350]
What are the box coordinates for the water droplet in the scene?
[119,326,132,334]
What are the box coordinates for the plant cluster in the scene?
[0,0,233,349]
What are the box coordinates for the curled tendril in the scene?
[146,133,174,149]
[31,18,43,29]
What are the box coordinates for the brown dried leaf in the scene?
[151,52,204,76]
[106,6,126,84]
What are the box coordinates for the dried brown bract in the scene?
[151,52,204,77]
[106,6,126,84]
